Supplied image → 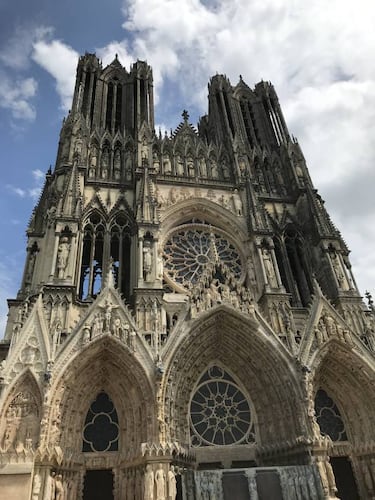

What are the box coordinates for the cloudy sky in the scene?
[1,0,375,334]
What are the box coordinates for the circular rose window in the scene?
[190,366,255,447]
[163,225,242,291]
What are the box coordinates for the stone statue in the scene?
[143,242,153,281]
[210,159,218,178]
[43,471,56,500]
[232,189,243,216]
[167,466,177,500]
[262,248,278,288]
[101,148,109,178]
[114,149,121,180]
[199,158,207,177]
[176,155,185,176]
[155,464,166,500]
[32,472,41,500]
[157,249,163,280]
[55,474,65,500]
[144,465,154,500]
[163,155,172,174]
[56,237,70,279]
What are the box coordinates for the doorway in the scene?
[331,457,359,500]
[83,469,114,500]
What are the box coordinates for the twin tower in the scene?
[0,53,374,500]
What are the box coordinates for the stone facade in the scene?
[0,53,374,499]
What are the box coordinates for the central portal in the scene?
[83,470,114,500]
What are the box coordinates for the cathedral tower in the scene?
[0,53,375,500]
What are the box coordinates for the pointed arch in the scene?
[0,369,42,452]
[310,341,375,444]
[49,337,155,459]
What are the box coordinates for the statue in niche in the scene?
[101,147,109,178]
[114,149,121,180]
[176,155,185,176]
[187,157,195,176]
[331,253,349,290]
[163,155,172,174]
[199,158,207,177]
[89,145,98,178]
[238,157,246,174]
[144,465,154,500]
[210,159,218,178]
[73,137,83,164]
[143,241,153,281]
[231,189,243,215]
[25,247,37,284]
[262,248,278,288]
[153,151,160,172]
[157,249,163,280]
[155,464,166,500]
[43,471,56,500]
[167,466,177,500]
[54,474,65,500]
[222,160,230,179]
[56,236,70,279]
[32,473,41,500]
[141,138,149,162]
[125,150,133,181]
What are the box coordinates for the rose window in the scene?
[190,366,255,447]
[163,225,242,290]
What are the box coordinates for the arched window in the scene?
[82,392,119,452]
[79,212,132,301]
[190,365,255,447]
[315,389,348,441]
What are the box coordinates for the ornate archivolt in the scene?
[42,337,156,463]
[160,308,306,452]
[310,342,375,445]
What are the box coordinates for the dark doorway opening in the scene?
[331,457,359,500]
[83,469,114,500]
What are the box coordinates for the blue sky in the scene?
[1,0,375,334]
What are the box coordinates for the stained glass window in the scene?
[163,225,242,289]
[315,389,347,441]
[82,392,119,452]
[190,366,255,447]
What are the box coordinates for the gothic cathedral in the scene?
[0,53,374,500]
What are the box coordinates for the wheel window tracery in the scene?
[163,224,243,291]
[190,366,255,447]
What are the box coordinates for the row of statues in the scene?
[144,464,177,500]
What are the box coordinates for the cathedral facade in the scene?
[0,53,374,499]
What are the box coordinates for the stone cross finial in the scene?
[182,109,189,122]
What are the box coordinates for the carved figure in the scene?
[44,471,56,500]
[144,465,154,500]
[262,248,278,288]
[55,474,65,500]
[176,155,185,176]
[199,158,207,177]
[167,466,177,500]
[143,242,153,281]
[155,464,166,500]
[210,159,218,178]
[56,237,70,279]
[114,149,121,180]
[232,189,243,215]
[101,148,109,178]
[163,155,172,174]
[32,473,41,500]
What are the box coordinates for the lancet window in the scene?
[273,228,313,307]
[79,212,132,300]
[314,389,348,442]
[190,365,255,447]
[105,78,123,133]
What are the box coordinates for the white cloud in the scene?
[32,40,79,111]
[0,74,37,121]
[6,169,45,201]
[0,25,53,70]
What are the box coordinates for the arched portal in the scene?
[162,307,307,468]
[44,337,155,499]
[311,341,375,500]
